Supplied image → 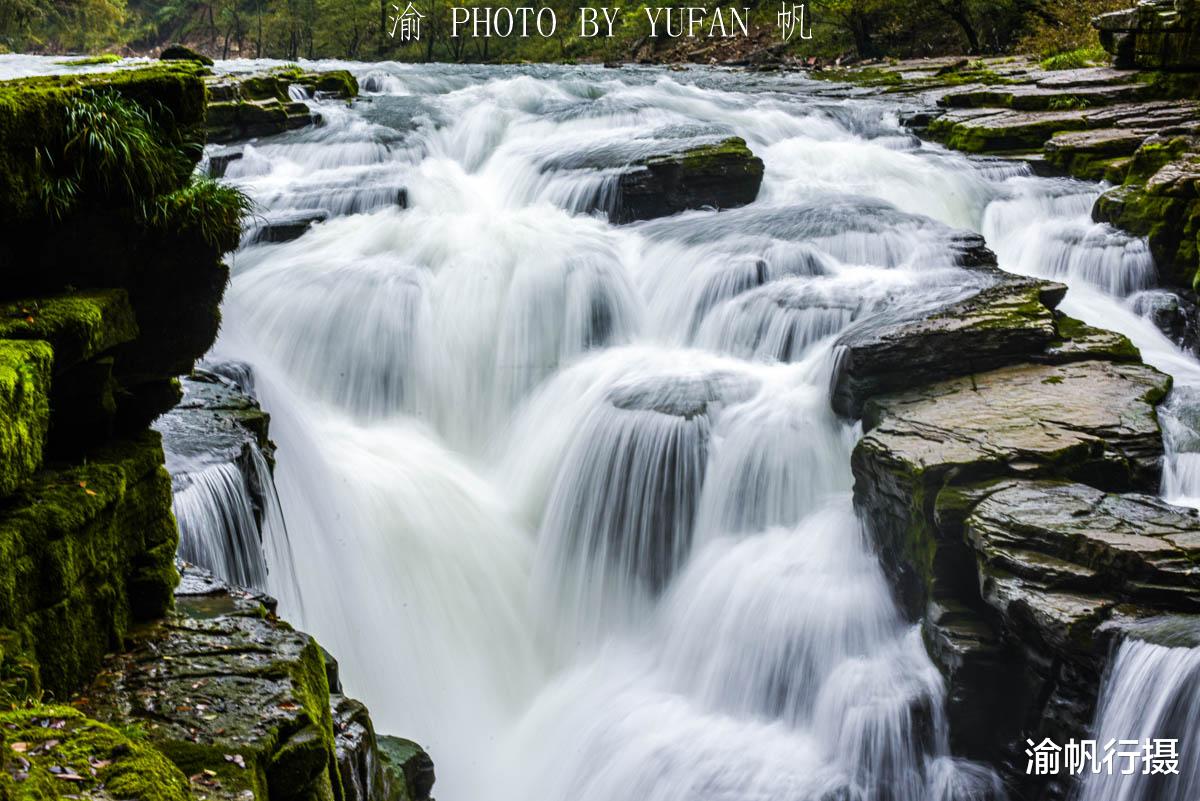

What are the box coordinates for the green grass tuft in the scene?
[147,176,254,252]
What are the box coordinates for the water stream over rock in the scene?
[206,63,1200,801]
[6,54,1197,801]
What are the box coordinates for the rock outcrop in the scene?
[839,276,1200,800]
[0,65,426,801]
[82,565,433,801]
[205,69,358,144]
[1095,0,1200,71]
[611,136,764,223]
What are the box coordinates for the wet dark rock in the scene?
[246,210,330,245]
[1131,288,1200,349]
[831,277,1065,418]
[608,371,758,419]
[82,564,429,801]
[206,148,244,178]
[610,136,764,223]
[377,736,435,801]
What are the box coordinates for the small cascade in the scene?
[1077,632,1200,801]
[155,368,302,608]
[173,460,269,589]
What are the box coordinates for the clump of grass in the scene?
[147,175,254,252]
[34,88,189,218]
[1041,46,1109,71]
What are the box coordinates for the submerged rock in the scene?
[610,136,764,223]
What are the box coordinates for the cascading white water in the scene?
[199,62,1026,801]
[1076,631,1200,801]
[15,54,1200,801]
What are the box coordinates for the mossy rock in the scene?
[83,570,343,801]
[159,43,214,66]
[612,136,763,223]
[0,431,178,697]
[0,705,190,800]
[0,66,208,223]
[0,341,53,499]
[0,291,137,371]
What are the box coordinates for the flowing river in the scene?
[4,56,1199,801]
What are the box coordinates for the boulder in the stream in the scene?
[611,136,764,223]
[246,210,330,245]
[159,43,214,65]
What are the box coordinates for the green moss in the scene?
[1124,138,1190,185]
[55,54,122,66]
[0,291,138,370]
[1096,184,1200,289]
[0,66,206,222]
[675,136,756,170]
[302,70,358,98]
[1040,46,1108,71]
[0,431,177,696]
[0,630,40,708]
[809,67,904,87]
[0,705,189,800]
[0,340,53,499]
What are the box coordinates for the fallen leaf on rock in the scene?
[10,742,28,752]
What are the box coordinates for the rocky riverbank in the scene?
[814,9,1200,795]
[0,62,427,801]
[836,265,1200,800]
[810,2,1200,331]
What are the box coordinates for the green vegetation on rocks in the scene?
[0,705,191,800]
[0,342,52,499]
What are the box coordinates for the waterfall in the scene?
[46,58,1181,801]
[1076,633,1200,801]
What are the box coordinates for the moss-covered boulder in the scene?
[0,341,53,498]
[0,705,191,800]
[611,136,764,223]
[159,43,214,66]
[0,431,178,697]
[1094,139,1200,290]
[204,69,357,144]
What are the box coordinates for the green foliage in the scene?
[62,89,188,201]
[1040,45,1109,71]
[0,0,1143,61]
[147,175,252,252]
[1018,0,1126,59]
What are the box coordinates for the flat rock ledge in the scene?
[79,565,434,801]
[841,276,1200,800]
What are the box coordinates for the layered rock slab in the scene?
[81,567,433,801]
